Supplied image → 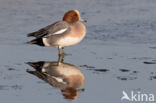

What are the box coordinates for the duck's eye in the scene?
[73,13,77,16]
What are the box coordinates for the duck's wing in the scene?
[27,21,70,38]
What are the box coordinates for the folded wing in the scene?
[27,21,70,38]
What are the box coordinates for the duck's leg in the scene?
[58,46,62,56]
[62,47,72,56]
[62,47,65,54]
[57,49,64,65]
[57,54,61,65]
[61,54,64,63]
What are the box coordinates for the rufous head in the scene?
[63,10,87,23]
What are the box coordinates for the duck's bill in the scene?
[80,18,87,22]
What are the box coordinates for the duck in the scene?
[27,61,85,100]
[27,10,87,56]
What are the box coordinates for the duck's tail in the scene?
[26,61,44,71]
[27,38,44,46]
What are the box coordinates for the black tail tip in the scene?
[26,41,32,44]
[26,38,44,46]
[27,33,34,37]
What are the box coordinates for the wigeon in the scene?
[27,10,87,55]
[27,61,85,100]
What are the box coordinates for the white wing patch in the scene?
[43,28,68,38]
[52,76,66,84]
[53,28,68,35]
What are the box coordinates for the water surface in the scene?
[0,0,156,103]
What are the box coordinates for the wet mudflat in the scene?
[0,0,156,103]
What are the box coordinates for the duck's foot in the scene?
[62,47,72,56]
[62,52,72,56]
[58,47,72,60]
[57,54,64,65]
[58,53,71,58]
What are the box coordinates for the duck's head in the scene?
[63,10,87,23]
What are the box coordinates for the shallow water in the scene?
[0,0,156,103]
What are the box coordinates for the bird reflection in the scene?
[26,56,85,100]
